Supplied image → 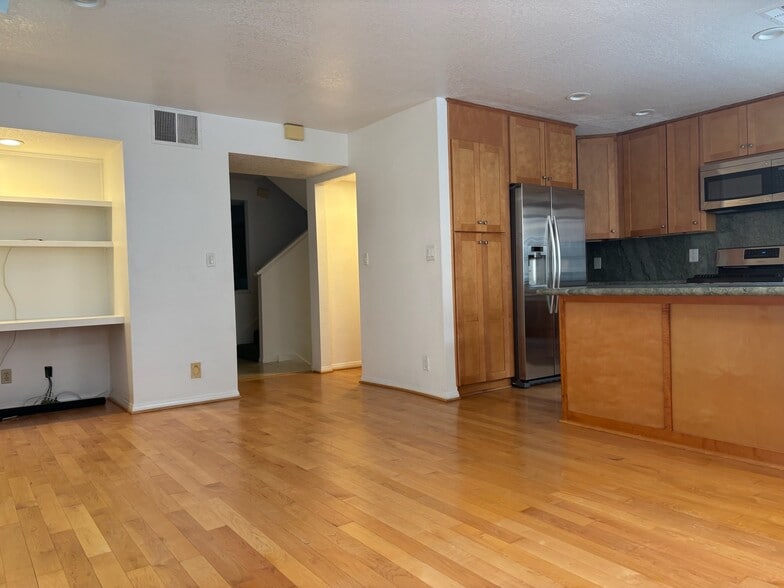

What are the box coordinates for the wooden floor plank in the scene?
[0,370,784,586]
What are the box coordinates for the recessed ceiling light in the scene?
[566,92,591,102]
[634,109,655,117]
[71,0,105,8]
[752,27,784,41]
[0,138,24,147]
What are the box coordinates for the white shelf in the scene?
[0,195,112,208]
[0,240,113,248]
[0,315,124,333]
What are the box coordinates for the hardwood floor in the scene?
[2,369,784,586]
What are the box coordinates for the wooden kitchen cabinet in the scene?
[510,115,576,188]
[448,102,508,232]
[453,232,513,387]
[621,125,667,237]
[666,117,715,234]
[577,136,621,240]
[448,100,514,395]
[450,140,506,232]
[701,95,784,163]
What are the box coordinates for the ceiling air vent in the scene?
[152,108,200,147]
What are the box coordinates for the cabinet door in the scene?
[510,116,545,185]
[450,140,506,232]
[482,232,513,382]
[667,118,714,234]
[453,233,486,386]
[577,137,620,240]
[700,106,748,163]
[450,139,482,232]
[747,95,784,155]
[477,143,506,232]
[622,125,667,237]
[545,123,577,188]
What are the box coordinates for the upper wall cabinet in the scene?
[577,136,620,240]
[510,116,576,189]
[621,125,668,237]
[448,102,509,233]
[667,117,715,234]
[701,95,784,163]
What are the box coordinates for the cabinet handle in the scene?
[476,220,488,225]
[748,143,754,148]
[477,240,489,245]
[610,229,616,233]
[542,175,548,180]
[660,224,665,229]
[740,144,747,149]
[692,220,698,225]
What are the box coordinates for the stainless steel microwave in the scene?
[700,150,784,212]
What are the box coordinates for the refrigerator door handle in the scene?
[552,215,562,314]
[545,214,557,314]
[552,215,562,289]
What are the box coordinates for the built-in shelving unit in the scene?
[0,126,131,411]
[0,240,113,248]
[0,315,124,333]
[0,195,112,207]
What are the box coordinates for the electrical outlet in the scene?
[689,248,699,263]
[362,252,370,266]
[44,365,52,378]
[422,355,430,372]
[206,252,216,267]
[0,369,11,385]
[190,362,202,379]
[593,257,602,270]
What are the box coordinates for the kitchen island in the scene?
[545,283,784,465]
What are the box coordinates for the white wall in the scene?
[231,174,307,345]
[258,234,311,364]
[0,82,347,412]
[348,98,458,399]
[314,177,362,371]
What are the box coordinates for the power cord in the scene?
[0,248,18,368]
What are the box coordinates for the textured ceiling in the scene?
[1,1,783,135]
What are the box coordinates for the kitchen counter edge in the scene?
[539,283,784,296]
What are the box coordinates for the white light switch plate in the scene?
[689,248,699,263]
[362,252,370,266]
[425,245,436,262]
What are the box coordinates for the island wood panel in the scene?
[671,303,784,454]
[561,301,667,428]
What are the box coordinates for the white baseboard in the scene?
[125,390,240,414]
[330,360,362,370]
[360,375,459,401]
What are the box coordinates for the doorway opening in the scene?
[226,153,353,382]
[312,173,362,373]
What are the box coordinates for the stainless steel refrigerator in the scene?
[510,184,586,387]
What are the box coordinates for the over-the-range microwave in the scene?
[700,150,784,212]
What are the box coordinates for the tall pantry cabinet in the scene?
[448,101,514,393]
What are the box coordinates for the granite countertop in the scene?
[539,281,784,296]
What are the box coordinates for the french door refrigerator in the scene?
[510,184,586,387]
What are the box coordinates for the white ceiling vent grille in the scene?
[152,108,200,147]
[759,5,784,24]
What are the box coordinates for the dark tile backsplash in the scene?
[586,208,784,282]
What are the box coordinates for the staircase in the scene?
[256,232,311,365]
